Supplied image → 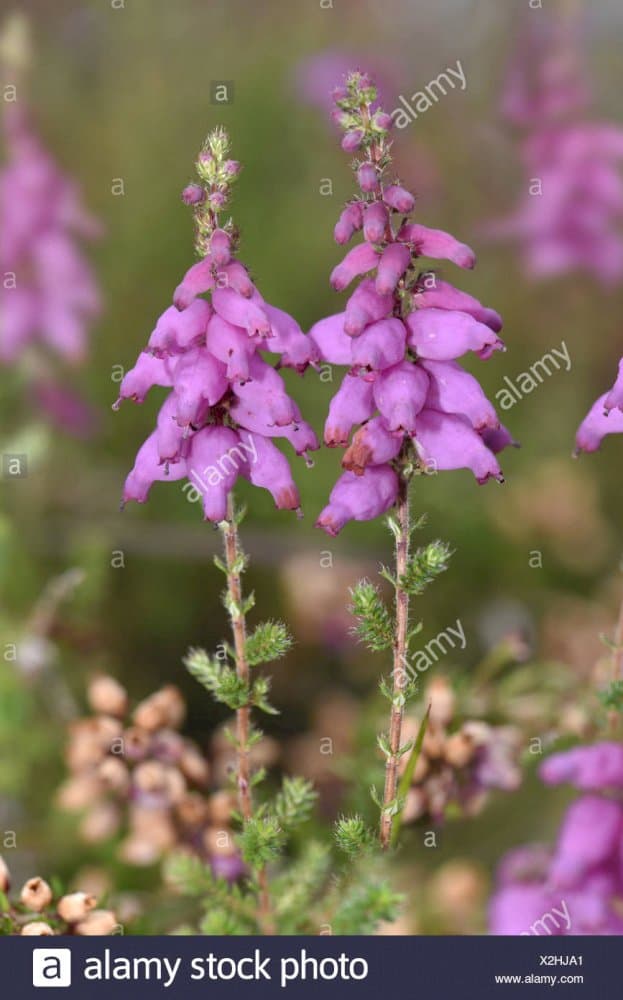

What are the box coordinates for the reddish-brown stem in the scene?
[222,493,274,933]
[379,474,410,850]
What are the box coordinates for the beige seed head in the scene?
[57,891,97,924]
[87,676,128,718]
[75,909,118,936]
[133,686,185,732]
[20,877,53,913]
[443,731,476,768]
[21,921,54,936]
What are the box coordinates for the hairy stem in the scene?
[379,474,410,850]
[221,493,274,933]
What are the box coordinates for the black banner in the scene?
[8,935,612,999]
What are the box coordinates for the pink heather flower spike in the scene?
[485,7,623,288]
[490,742,623,935]
[0,101,102,366]
[0,16,103,439]
[311,70,509,534]
[312,71,510,852]
[117,127,317,519]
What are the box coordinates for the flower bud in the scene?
[21,921,54,935]
[87,675,128,718]
[176,793,210,829]
[75,909,118,936]
[357,163,379,193]
[383,184,415,214]
[122,726,151,762]
[426,676,456,727]
[209,790,236,826]
[422,724,446,760]
[372,111,393,131]
[208,190,227,210]
[57,892,97,923]
[341,129,364,153]
[20,877,53,912]
[0,855,10,892]
[133,686,186,732]
[443,731,475,768]
[179,745,210,786]
[181,184,205,206]
[223,160,240,177]
[97,756,130,793]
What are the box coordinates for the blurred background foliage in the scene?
[1,0,623,931]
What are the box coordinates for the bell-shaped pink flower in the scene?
[239,431,301,511]
[375,243,411,295]
[342,417,402,475]
[422,359,499,430]
[308,313,352,364]
[575,393,623,454]
[414,276,503,332]
[399,223,476,269]
[362,202,389,243]
[123,431,187,505]
[344,279,393,337]
[373,361,429,433]
[406,308,504,361]
[334,202,363,245]
[173,258,215,310]
[316,465,399,535]
[351,318,406,375]
[413,410,503,483]
[324,374,375,446]
[115,352,173,406]
[330,242,379,291]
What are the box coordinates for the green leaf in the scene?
[183,647,249,709]
[334,814,373,858]
[246,621,292,666]
[238,816,285,867]
[399,540,453,596]
[273,841,332,932]
[330,879,403,935]
[273,776,317,830]
[350,580,393,651]
[251,676,279,715]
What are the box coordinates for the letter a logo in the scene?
[32,949,72,987]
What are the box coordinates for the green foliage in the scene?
[598,679,623,711]
[272,841,332,932]
[350,580,393,651]
[238,816,286,868]
[273,776,317,830]
[246,621,292,666]
[163,852,217,897]
[334,814,374,858]
[330,878,403,935]
[399,540,453,596]
[183,647,249,710]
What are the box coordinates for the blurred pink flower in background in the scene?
[0,102,102,365]
[485,9,623,287]
[490,743,623,936]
